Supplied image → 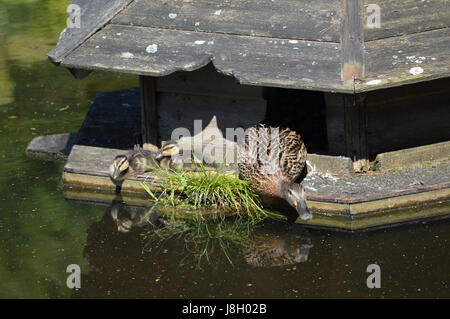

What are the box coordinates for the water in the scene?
[0,0,448,299]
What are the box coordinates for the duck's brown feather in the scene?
[238,123,307,198]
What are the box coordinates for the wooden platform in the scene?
[61,144,450,231]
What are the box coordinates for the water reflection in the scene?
[87,200,314,269]
[74,200,315,298]
[243,223,313,268]
[64,198,450,298]
[109,200,161,233]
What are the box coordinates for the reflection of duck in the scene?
[242,222,313,267]
[244,237,313,267]
[110,201,161,233]
[238,123,311,220]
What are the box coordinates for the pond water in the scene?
[0,0,448,299]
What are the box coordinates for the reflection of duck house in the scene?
[37,0,450,230]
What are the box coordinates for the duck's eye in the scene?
[119,158,128,168]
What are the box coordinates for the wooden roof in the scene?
[49,0,450,93]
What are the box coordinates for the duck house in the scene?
[31,0,450,230]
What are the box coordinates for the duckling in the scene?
[109,149,159,182]
[155,140,184,170]
[155,140,219,171]
[238,123,311,220]
[110,201,161,233]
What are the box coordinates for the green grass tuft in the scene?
[141,161,282,222]
[140,161,285,266]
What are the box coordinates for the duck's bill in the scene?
[297,200,312,221]
[155,150,164,160]
[112,166,121,180]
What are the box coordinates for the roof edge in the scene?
[48,0,134,64]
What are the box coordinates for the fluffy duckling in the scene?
[155,140,215,171]
[109,149,159,182]
[155,140,184,170]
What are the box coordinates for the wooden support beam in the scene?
[325,92,369,172]
[341,0,365,84]
[345,94,369,171]
[139,76,159,149]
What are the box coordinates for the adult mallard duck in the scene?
[238,123,311,220]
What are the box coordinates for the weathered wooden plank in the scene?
[65,145,123,176]
[26,133,78,161]
[48,0,133,63]
[61,24,344,92]
[363,0,450,41]
[356,28,450,92]
[64,178,450,231]
[306,154,354,177]
[341,0,365,83]
[303,166,450,205]
[375,141,450,171]
[112,0,342,42]
[155,64,265,100]
[297,200,450,231]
